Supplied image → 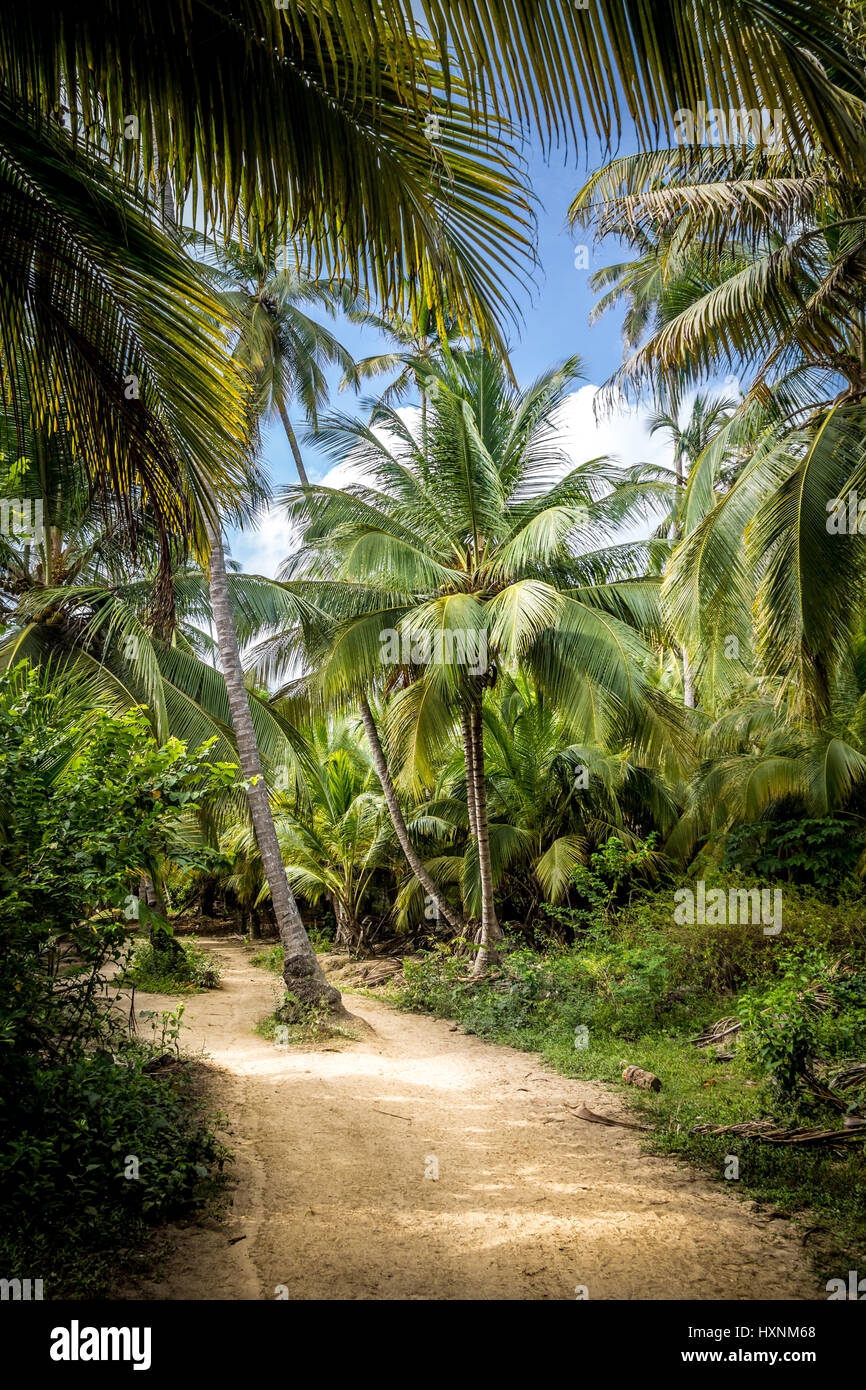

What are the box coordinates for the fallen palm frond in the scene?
[689,1017,742,1048]
[823,1061,866,1093]
[691,1120,866,1152]
[567,1102,649,1131]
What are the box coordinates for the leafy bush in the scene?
[400,934,684,1041]
[740,946,866,1096]
[0,1045,231,1295]
[0,667,235,1294]
[722,817,865,896]
[121,937,223,992]
[543,834,661,938]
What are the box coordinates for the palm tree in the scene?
[666,684,866,868]
[6,0,863,1005]
[571,142,866,412]
[274,350,682,973]
[573,135,866,722]
[2,2,861,527]
[0,438,312,777]
[341,291,466,448]
[201,233,360,487]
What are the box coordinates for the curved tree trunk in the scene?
[278,403,310,488]
[358,694,465,934]
[468,698,503,977]
[206,520,340,1013]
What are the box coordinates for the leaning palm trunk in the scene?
[277,403,310,488]
[358,695,465,934]
[206,521,339,1012]
[468,699,503,976]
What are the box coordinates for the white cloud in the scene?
[226,507,297,579]
[554,384,674,474]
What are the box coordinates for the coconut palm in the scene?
[199,233,361,487]
[269,350,683,972]
[571,142,866,412]
[667,680,866,868]
[573,134,866,723]
[3,2,862,524]
[225,720,396,951]
[648,391,737,706]
[6,0,863,1005]
[0,435,316,771]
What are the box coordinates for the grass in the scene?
[246,926,335,978]
[119,936,223,993]
[247,943,283,974]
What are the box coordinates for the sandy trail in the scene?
[127,939,817,1301]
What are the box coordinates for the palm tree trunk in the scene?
[468,698,502,976]
[206,520,339,1012]
[277,403,311,488]
[460,708,479,839]
[358,694,465,934]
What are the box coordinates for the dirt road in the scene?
[128,939,817,1301]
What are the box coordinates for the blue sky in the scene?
[228,134,694,574]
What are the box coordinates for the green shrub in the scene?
[740,945,866,1096]
[121,937,223,993]
[722,817,865,896]
[0,667,235,1295]
[0,1042,231,1297]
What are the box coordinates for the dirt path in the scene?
[127,939,817,1301]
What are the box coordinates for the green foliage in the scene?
[722,818,864,896]
[254,995,361,1046]
[545,834,661,937]
[400,931,684,1041]
[249,945,285,974]
[0,1044,231,1297]
[121,938,223,993]
[0,666,234,1295]
[739,978,821,1099]
[740,946,866,1096]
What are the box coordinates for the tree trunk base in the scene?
[281,952,342,1017]
[472,944,502,978]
